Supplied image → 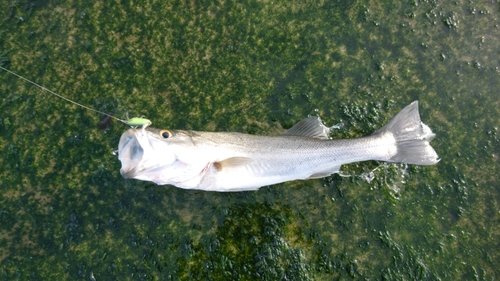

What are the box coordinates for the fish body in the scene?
[118,101,439,191]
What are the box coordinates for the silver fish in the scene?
[118,101,439,191]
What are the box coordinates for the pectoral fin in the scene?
[213,157,254,172]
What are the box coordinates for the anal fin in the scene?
[306,165,341,179]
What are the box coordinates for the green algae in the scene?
[1,0,499,280]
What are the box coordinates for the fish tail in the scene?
[375,101,439,165]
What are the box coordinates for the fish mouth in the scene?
[118,129,147,179]
[117,128,178,183]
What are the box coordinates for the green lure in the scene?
[126,117,152,128]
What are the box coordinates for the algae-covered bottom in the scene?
[1,0,499,280]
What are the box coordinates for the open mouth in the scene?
[118,130,145,178]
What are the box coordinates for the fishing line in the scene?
[0,66,151,127]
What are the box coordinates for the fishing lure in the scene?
[0,66,151,129]
[126,117,152,129]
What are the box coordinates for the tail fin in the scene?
[374,101,439,165]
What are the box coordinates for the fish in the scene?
[117,101,439,191]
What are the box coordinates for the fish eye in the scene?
[160,130,172,139]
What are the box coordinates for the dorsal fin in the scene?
[281,116,331,140]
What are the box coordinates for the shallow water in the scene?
[1,0,499,280]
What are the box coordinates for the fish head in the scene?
[117,127,202,185]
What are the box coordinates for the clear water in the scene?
[1,0,498,279]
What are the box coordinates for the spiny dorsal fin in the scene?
[282,116,330,140]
